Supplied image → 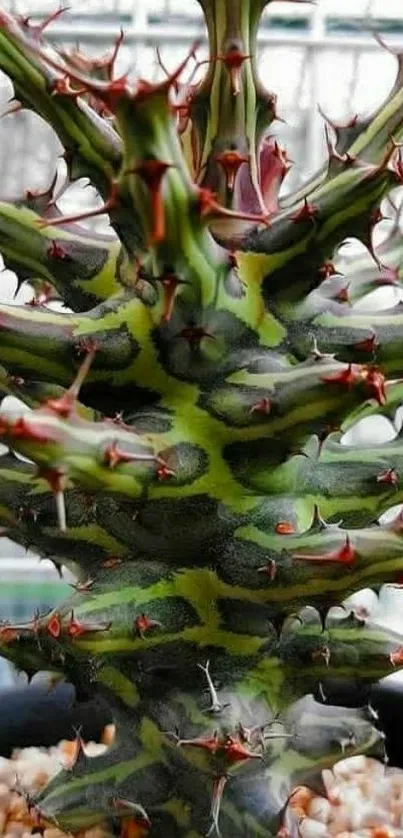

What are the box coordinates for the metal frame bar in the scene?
[20,24,403,51]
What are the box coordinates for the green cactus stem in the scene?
[0,2,403,836]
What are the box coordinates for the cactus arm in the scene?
[0,10,121,194]
[291,305,403,376]
[0,200,128,310]
[239,155,400,309]
[0,291,175,414]
[281,45,403,210]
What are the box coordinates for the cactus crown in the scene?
[0,1,403,836]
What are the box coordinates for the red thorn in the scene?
[177,325,215,349]
[377,467,398,486]
[195,186,270,227]
[134,614,162,638]
[223,734,262,764]
[215,47,251,96]
[37,181,119,229]
[154,273,185,322]
[67,610,111,638]
[272,139,292,170]
[275,521,295,535]
[8,416,55,443]
[324,124,357,169]
[126,160,173,244]
[103,441,155,469]
[361,366,387,405]
[19,5,70,39]
[318,261,338,279]
[321,363,361,389]
[249,397,272,415]
[354,332,378,354]
[292,534,356,566]
[36,466,66,496]
[50,76,87,100]
[156,45,180,91]
[44,343,96,418]
[334,284,351,303]
[214,150,249,191]
[40,38,200,114]
[178,731,219,754]
[47,613,62,639]
[156,457,176,481]
[178,730,261,764]
[61,28,124,82]
[291,197,318,224]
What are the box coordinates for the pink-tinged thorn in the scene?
[19,5,70,39]
[125,160,173,244]
[214,150,249,192]
[354,332,378,354]
[67,610,111,638]
[361,366,387,405]
[291,197,318,224]
[214,47,251,96]
[195,186,270,227]
[44,343,97,418]
[134,614,162,638]
[103,441,155,469]
[376,467,398,487]
[292,535,356,566]
[249,397,272,415]
[37,182,119,229]
[318,261,339,279]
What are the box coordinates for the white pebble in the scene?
[299,817,328,838]
[307,796,332,823]
[334,755,368,779]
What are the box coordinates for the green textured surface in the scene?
[0,1,401,835]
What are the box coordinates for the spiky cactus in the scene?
[2,2,403,835]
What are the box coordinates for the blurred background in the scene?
[0,0,403,689]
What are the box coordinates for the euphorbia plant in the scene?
[1,1,403,835]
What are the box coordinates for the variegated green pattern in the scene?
[0,1,402,835]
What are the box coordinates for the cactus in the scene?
[1,1,403,835]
